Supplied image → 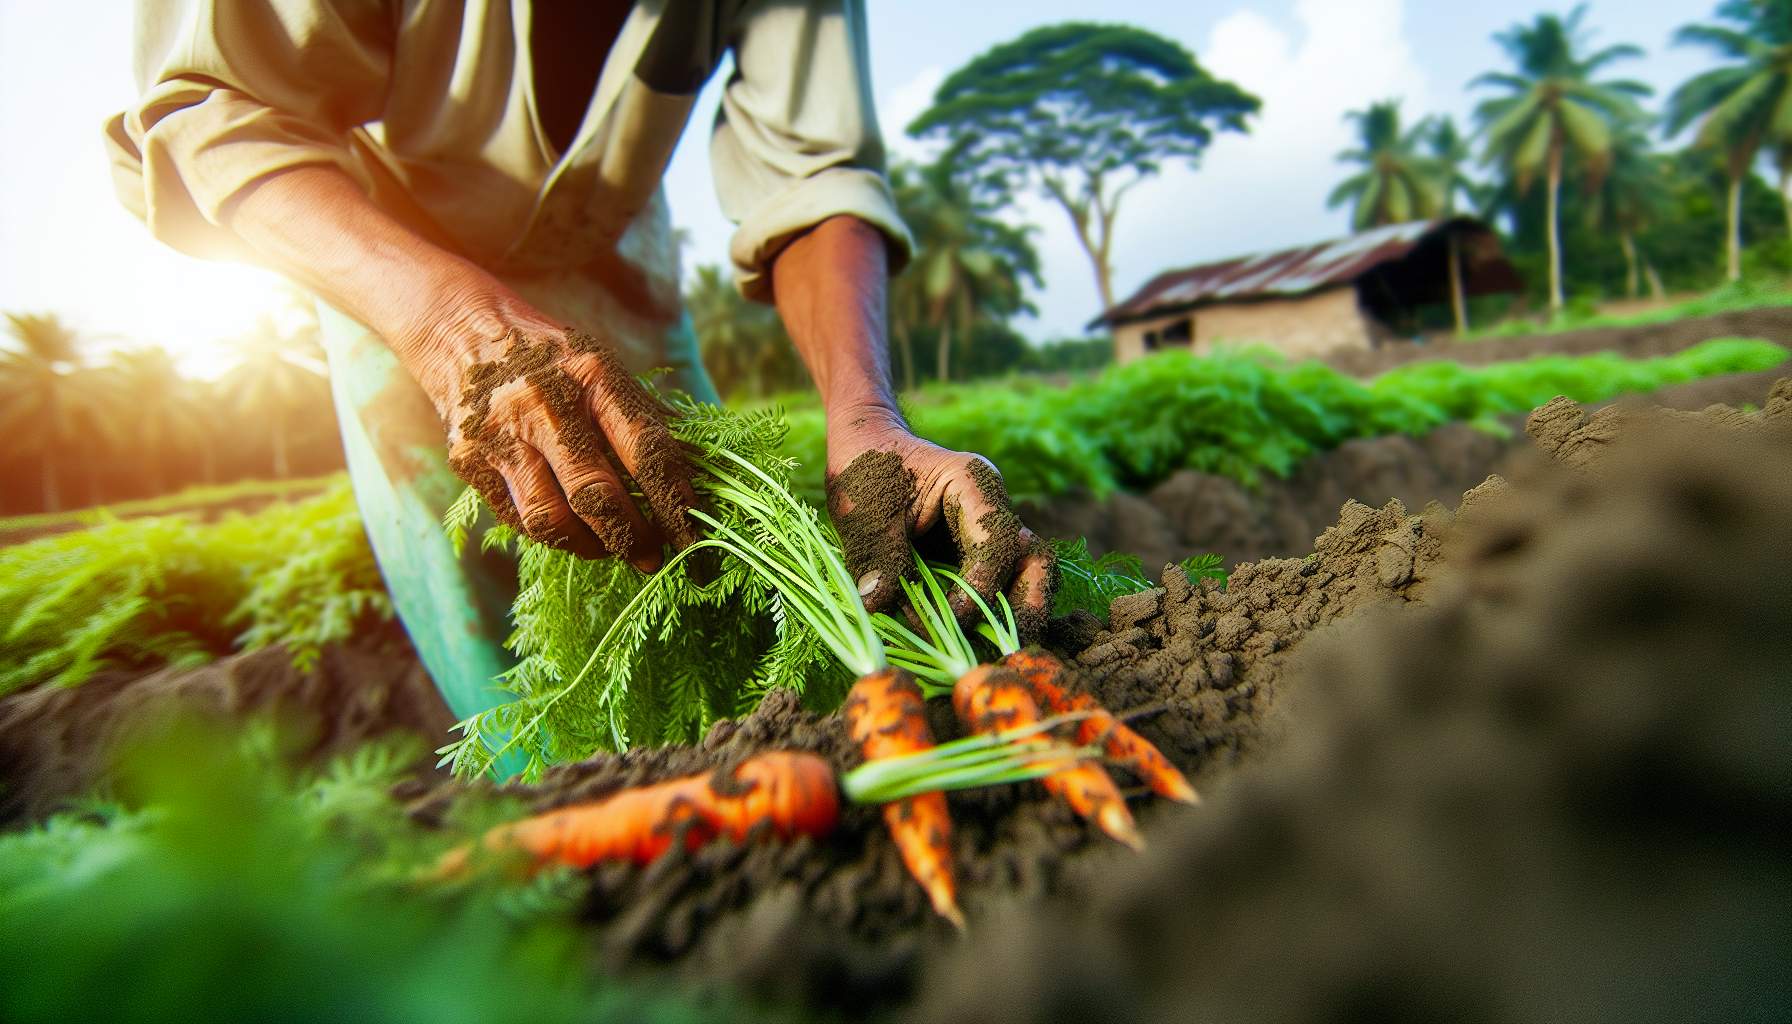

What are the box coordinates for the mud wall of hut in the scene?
[1113,285,1375,365]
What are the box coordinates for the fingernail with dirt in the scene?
[857,571,881,598]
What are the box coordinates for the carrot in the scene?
[952,664,1144,851]
[436,750,838,877]
[1003,648,1199,805]
[843,667,963,929]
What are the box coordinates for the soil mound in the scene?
[1027,367,1785,569]
[914,386,1792,1023]
[1322,305,1792,377]
[0,625,450,824]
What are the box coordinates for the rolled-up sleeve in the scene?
[711,0,913,301]
[104,0,390,259]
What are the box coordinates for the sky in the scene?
[0,1,1720,375]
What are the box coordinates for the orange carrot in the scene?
[437,750,838,876]
[843,667,963,928]
[952,664,1143,850]
[1003,648,1199,805]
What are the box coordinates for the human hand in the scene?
[418,297,700,571]
[824,412,1057,641]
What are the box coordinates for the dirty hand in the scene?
[414,295,700,571]
[825,413,1057,640]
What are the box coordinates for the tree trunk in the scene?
[40,456,60,514]
[1545,144,1565,314]
[894,321,915,392]
[271,418,290,478]
[1724,172,1743,283]
[1644,261,1666,300]
[935,321,952,384]
[1780,166,1792,268]
[1619,231,1640,299]
[1447,232,1469,337]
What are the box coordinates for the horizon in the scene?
[0,1,1726,376]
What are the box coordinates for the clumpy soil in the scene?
[408,378,1791,1018]
[1027,367,1787,570]
[913,379,1792,1024]
[0,621,451,826]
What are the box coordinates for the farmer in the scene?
[105,1,1055,737]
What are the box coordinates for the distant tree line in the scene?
[1329,1,1792,316]
[0,309,342,516]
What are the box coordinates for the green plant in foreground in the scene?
[0,722,719,1024]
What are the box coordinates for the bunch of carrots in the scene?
[438,450,1195,926]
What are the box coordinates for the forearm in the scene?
[771,216,905,461]
[223,165,555,412]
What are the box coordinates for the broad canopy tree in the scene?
[908,23,1258,314]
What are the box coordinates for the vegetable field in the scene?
[1,359,1787,1023]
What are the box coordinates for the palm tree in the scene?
[892,161,1039,383]
[1586,125,1675,298]
[1666,0,1792,282]
[1471,5,1651,313]
[0,313,115,511]
[687,264,799,399]
[220,315,327,478]
[108,347,212,494]
[1425,115,1484,216]
[1327,101,1447,230]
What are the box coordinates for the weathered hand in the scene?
[825,415,1057,640]
[425,307,700,572]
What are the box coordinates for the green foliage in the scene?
[778,340,1788,503]
[0,482,389,695]
[0,472,340,537]
[1328,100,1450,230]
[909,22,1258,309]
[687,264,806,401]
[1050,539,1228,621]
[0,723,718,1024]
[438,402,849,781]
[1470,279,1792,337]
[889,159,1042,386]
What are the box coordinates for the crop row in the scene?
[779,337,1788,501]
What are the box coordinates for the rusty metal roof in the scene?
[1091,218,1494,329]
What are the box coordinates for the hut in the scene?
[1091,218,1522,364]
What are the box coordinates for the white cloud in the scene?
[1019,0,1434,337]
[880,66,946,163]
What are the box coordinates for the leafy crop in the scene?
[438,402,848,780]
[778,337,1787,500]
[0,481,389,696]
[0,721,720,1024]
[1465,279,1792,339]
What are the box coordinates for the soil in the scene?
[399,376,1787,1018]
[6,371,1787,1020]
[0,622,452,826]
[1320,305,1792,377]
[827,449,919,614]
[914,378,1792,1024]
[1025,367,1788,571]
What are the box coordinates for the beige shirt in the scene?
[104,0,913,311]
